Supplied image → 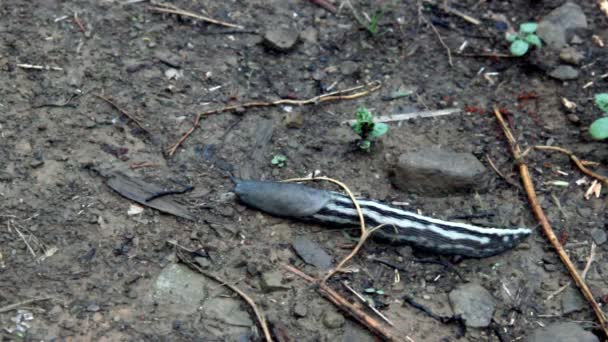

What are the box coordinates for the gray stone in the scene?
[203,297,253,327]
[322,309,345,329]
[561,287,585,314]
[537,2,588,49]
[392,149,488,196]
[590,228,607,245]
[566,114,580,124]
[342,322,375,342]
[526,322,598,342]
[263,27,299,52]
[155,50,182,68]
[292,237,333,270]
[283,112,304,129]
[148,263,208,313]
[293,302,308,318]
[340,61,359,76]
[449,283,496,328]
[260,270,290,293]
[559,47,585,65]
[548,65,579,80]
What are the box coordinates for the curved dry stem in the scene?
[535,145,608,185]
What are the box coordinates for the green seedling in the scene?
[589,93,608,140]
[352,8,384,36]
[364,288,385,295]
[351,107,388,152]
[271,154,287,168]
[507,22,542,56]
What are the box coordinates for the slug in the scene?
[233,179,531,258]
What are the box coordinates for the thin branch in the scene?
[535,145,608,185]
[149,3,244,29]
[419,13,453,67]
[493,107,608,337]
[94,94,149,134]
[547,242,597,301]
[167,81,381,155]
[0,297,52,313]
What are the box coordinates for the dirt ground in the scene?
[1,0,608,341]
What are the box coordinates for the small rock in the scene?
[342,323,375,342]
[322,310,345,329]
[300,27,318,44]
[283,112,304,129]
[566,114,580,124]
[561,287,585,314]
[559,47,585,65]
[449,283,496,328]
[340,61,359,76]
[155,50,182,68]
[194,256,212,268]
[204,297,253,327]
[590,228,607,245]
[30,159,44,168]
[570,35,584,45]
[548,65,579,80]
[263,27,299,52]
[260,270,290,293]
[537,2,588,49]
[86,303,100,312]
[292,237,333,270]
[526,322,598,342]
[148,263,208,314]
[392,149,489,196]
[293,303,308,318]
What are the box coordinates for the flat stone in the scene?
[526,322,598,342]
[293,302,308,318]
[537,2,588,49]
[292,237,333,270]
[548,65,579,80]
[203,297,253,327]
[148,263,208,314]
[559,47,585,65]
[322,309,345,329]
[342,322,375,342]
[392,149,488,196]
[561,287,585,314]
[283,112,304,129]
[448,283,496,328]
[590,228,607,245]
[155,49,182,68]
[260,270,290,293]
[263,27,299,52]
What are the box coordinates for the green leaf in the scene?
[589,117,608,140]
[370,122,389,138]
[364,288,376,293]
[506,33,518,42]
[376,289,385,295]
[271,155,286,167]
[356,107,373,124]
[509,40,529,56]
[595,93,608,113]
[524,34,542,48]
[359,140,371,151]
[519,22,538,34]
[351,122,363,135]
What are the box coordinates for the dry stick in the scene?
[534,145,608,185]
[420,14,453,67]
[167,81,382,155]
[0,297,52,314]
[493,107,608,337]
[547,242,597,301]
[14,226,36,259]
[149,4,244,29]
[176,249,273,342]
[307,0,337,14]
[94,94,148,134]
[485,154,520,189]
[282,263,399,341]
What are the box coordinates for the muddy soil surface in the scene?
[1,0,607,341]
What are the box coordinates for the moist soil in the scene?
[1,0,607,341]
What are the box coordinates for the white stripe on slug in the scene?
[331,194,531,237]
[324,202,492,245]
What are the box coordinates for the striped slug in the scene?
[233,179,531,258]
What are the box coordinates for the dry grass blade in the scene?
[149,3,244,29]
[0,297,52,313]
[493,107,608,337]
[534,145,608,185]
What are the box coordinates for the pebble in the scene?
[283,112,304,129]
[293,302,308,318]
[448,283,496,328]
[392,149,489,196]
[590,228,607,245]
[260,270,290,293]
[566,114,580,124]
[30,159,44,168]
[537,2,588,49]
[155,50,182,68]
[340,61,359,76]
[322,310,345,329]
[263,27,299,52]
[527,322,598,342]
[548,65,579,80]
[561,287,585,314]
[559,47,585,65]
[86,303,100,312]
[292,237,333,270]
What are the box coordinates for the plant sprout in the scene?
[507,22,542,56]
[351,107,388,152]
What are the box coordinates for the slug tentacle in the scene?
[234,180,531,258]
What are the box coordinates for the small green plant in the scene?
[507,22,542,56]
[589,93,608,140]
[271,154,287,168]
[352,8,384,36]
[351,107,388,152]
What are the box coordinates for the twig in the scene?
[534,145,608,185]
[0,297,52,313]
[16,63,63,71]
[342,107,460,124]
[342,281,394,326]
[546,243,597,301]
[486,154,520,189]
[14,226,36,259]
[423,0,480,25]
[493,107,608,337]
[149,3,244,29]
[94,94,149,134]
[419,13,453,67]
[176,249,272,342]
[282,263,399,341]
[167,81,381,155]
[73,12,86,33]
[307,0,337,14]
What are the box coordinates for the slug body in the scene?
[234,179,531,258]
